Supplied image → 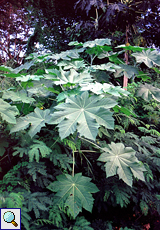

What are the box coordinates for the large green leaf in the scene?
[80,82,129,97]
[2,91,35,103]
[13,61,35,73]
[132,49,160,68]
[10,108,53,138]
[27,79,54,97]
[16,74,44,82]
[48,48,84,61]
[45,67,92,85]
[115,44,148,52]
[98,142,146,187]
[137,83,160,102]
[50,91,117,140]
[114,64,139,79]
[47,173,99,218]
[57,60,86,70]
[89,63,121,72]
[83,38,111,48]
[0,99,19,124]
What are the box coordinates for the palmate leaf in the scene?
[83,38,111,48]
[115,44,148,52]
[50,91,117,140]
[89,63,121,72]
[57,60,86,70]
[2,91,35,103]
[48,48,84,61]
[80,82,129,97]
[114,64,139,79]
[16,74,44,82]
[10,108,53,138]
[45,67,92,85]
[47,173,99,218]
[0,99,19,124]
[98,142,146,187]
[137,83,160,102]
[132,49,160,68]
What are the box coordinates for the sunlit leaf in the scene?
[50,91,117,140]
[83,38,111,48]
[137,83,160,102]
[98,142,146,187]
[10,108,53,138]
[132,49,160,67]
[0,99,19,124]
[45,67,93,85]
[2,91,35,103]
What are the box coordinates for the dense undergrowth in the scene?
[0,38,160,229]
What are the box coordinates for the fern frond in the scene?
[141,136,156,144]
[21,207,31,230]
[5,192,23,208]
[140,199,149,216]
[138,127,160,136]
[112,185,130,208]
[73,216,93,230]
[28,140,52,162]
[24,192,51,218]
[50,150,72,171]
[49,205,66,228]
[62,138,77,151]
[27,162,47,182]
[143,104,155,111]
[36,218,53,225]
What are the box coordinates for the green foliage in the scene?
[49,148,72,172]
[45,67,93,85]
[27,162,48,181]
[50,91,116,140]
[24,192,52,218]
[13,139,52,162]
[71,216,93,230]
[28,140,52,162]
[0,99,19,124]
[98,142,146,187]
[2,90,35,103]
[112,184,131,208]
[47,173,99,218]
[21,207,31,230]
[1,38,160,229]
[48,205,67,227]
[10,107,53,138]
[5,192,23,208]
[132,49,160,68]
[140,200,149,216]
[137,83,160,102]
[0,138,9,156]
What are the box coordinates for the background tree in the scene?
[0,0,32,65]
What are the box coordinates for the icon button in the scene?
[0,208,21,230]
[3,211,18,227]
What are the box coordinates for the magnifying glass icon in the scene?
[3,211,18,227]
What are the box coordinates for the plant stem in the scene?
[72,150,75,177]
[78,136,102,150]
